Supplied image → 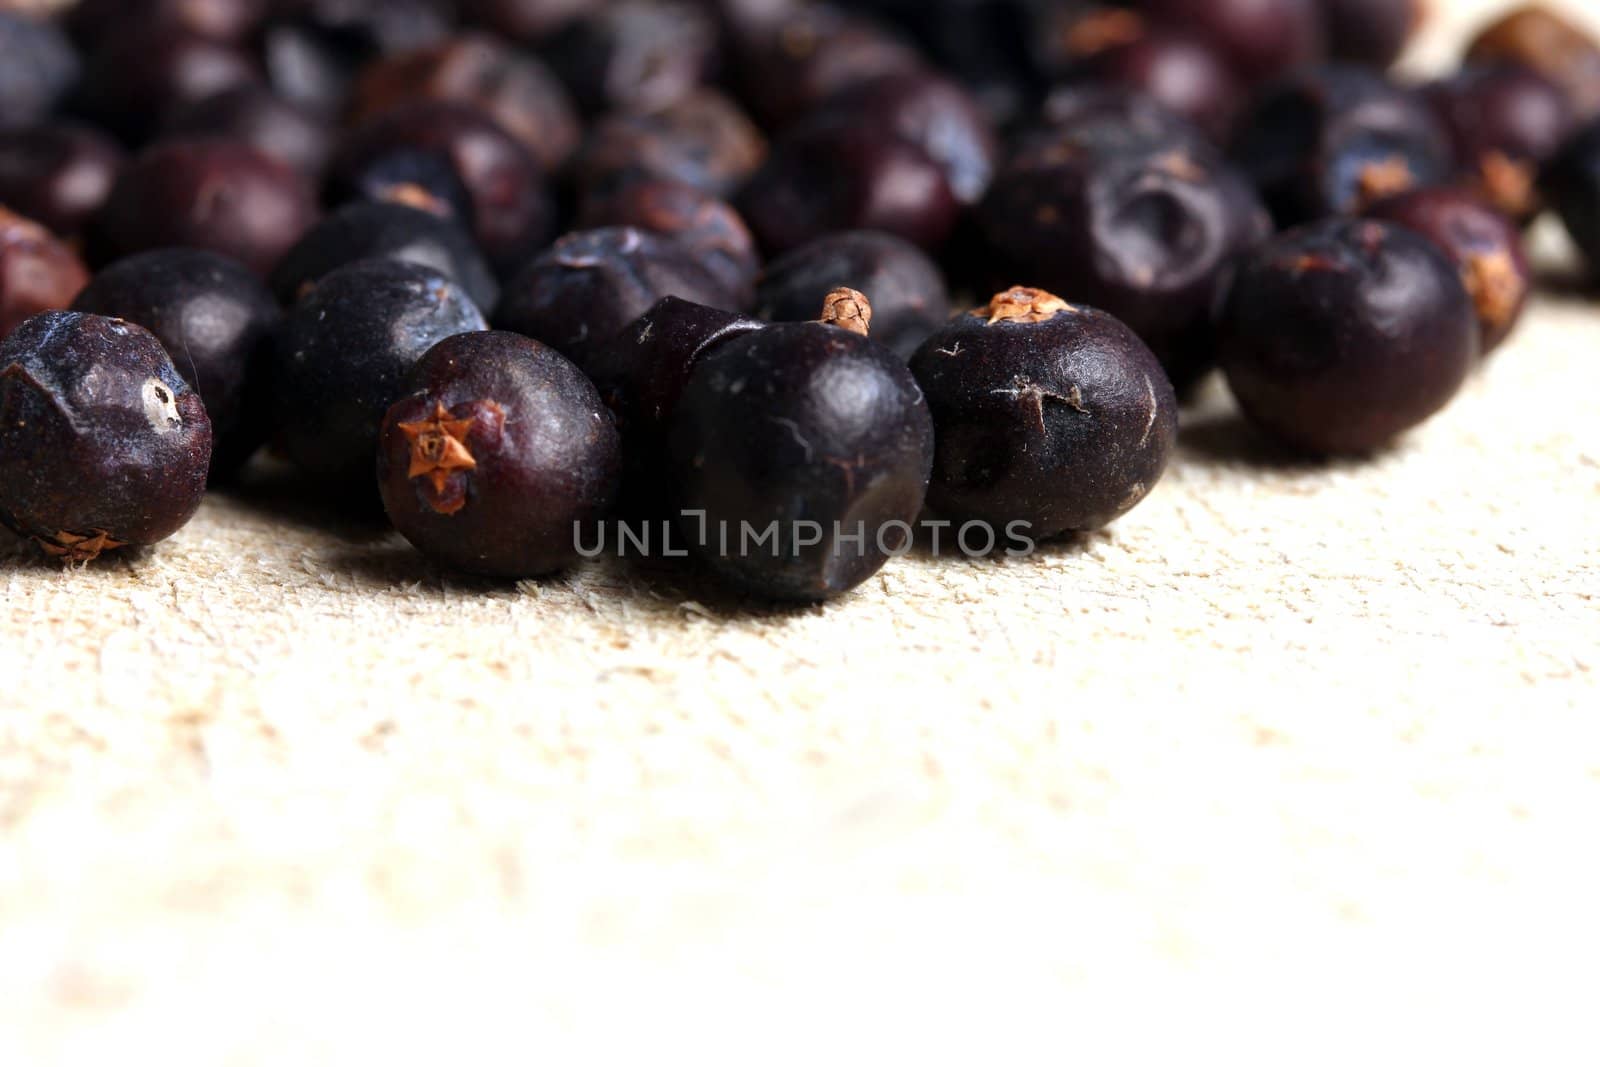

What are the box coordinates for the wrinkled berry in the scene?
[162,86,335,179]
[378,330,621,578]
[1,208,89,339]
[909,287,1177,541]
[0,123,124,240]
[96,138,318,276]
[575,89,766,199]
[668,289,934,601]
[494,227,741,366]
[755,230,948,359]
[0,311,211,560]
[268,259,486,487]
[1216,218,1476,455]
[72,248,278,475]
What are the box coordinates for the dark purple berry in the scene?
[1423,65,1577,223]
[257,0,456,118]
[1466,5,1600,121]
[1138,0,1324,86]
[65,0,268,49]
[330,100,554,276]
[1,208,89,340]
[737,119,960,256]
[327,147,477,226]
[271,201,498,310]
[1543,117,1600,276]
[577,176,761,303]
[96,138,319,276]
[1365,187,1531,356]
[493,227,741,366]
[162,86,335,179]
[72,27,262,144]
[755,230,948,359]
[458,0,587,44]
[0,311,212,561]
[541,1,718,117]
[1231,65,1452,226]
[1216,218,1477,455]
[268,259,486,487]
[1320,0,1421,68]
[909,287,1177,540]
[668,289,934,602]
[575,89,767,199]
[378,330,621,578]
[0,123,124,240]
[349,32,581,174]
[0,13,78,132]
[71,248,278,476]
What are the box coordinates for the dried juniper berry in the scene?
[1051,22,1244,143]
[0,123,124,241]
[979,117,1271,389]
[1365,187,1531,355]
[458,0,586,45]
[259,0,453,117]
[348,32,580,174]
[1321,0,1421,69]
[0,311,212,561]
[1231,65,1452,226]
[1542,118,1600,275]
[1466,5,1600,121]
[162,86,335,179]
[269,201,499,310]
[71,248,279,476]
[576,176,761,303]
[329,101,554,276]
[71,27,262,144]
[1,208,90,339]
[668,289,935,602]
[575,89,766,200]
[493,227,741,367]
[1137,0,1323,86]
[268,259,486,488]
[95,138,319,277]
[737,119,960,256]
[1216,219,1476,455]
[326,146,477,226]
[541,1,718,117]
[0,13,79,132]
[908,287,1177,541]
[755,230,948,360]
[378,330,621,578]
[1422,65,1576,223]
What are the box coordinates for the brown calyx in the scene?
[1463,248,1526,331]
[1477,150,1537,218]
[819,287,873,336]
[977,287,1075,325]
[1357,157,1417,206]
[1062,9,1146,57]
[37,529,127,564]
[383,183,453,217]
[398,401,478,515]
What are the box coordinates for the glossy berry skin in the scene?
[493,227,741,367]
[1232,65,1452,227]
[1054,25,1244,143]
[0,14,79,132]
[1542,119,1600,275]
[576,176,761,303]
[0,311,212,560]
[269,259,487,487]
[269,201,499,310]
[575,89,766,200]
[0,124,124,241]
[72,27,262,144]
[162,86,335,179]
[330,101,554,277]
[980,123,1271,388]
[737,119,959,256]
[1422,65,1576,224]
[668,318,935,602]
[1466,6,1600,121]
[378,331,622,579]
[96,139,319,277]
[1321,0,1420,69]
[542,1,718,117]
[1138,0,1323,85]
[1365,188,1531,356]
[909,288,1177,540]
[71,249,278,476]
[1,208,90,340]
[1216,219,1477,456]
[348,32,580,174]
[755,231,948,359]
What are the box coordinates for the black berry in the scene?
[542,1,718,117]
[72,26,261,144]
[1139,0,1323,86]
[1542,117,1600,276]
[575,89,767,200]
[161,85,335,179]
[1321,0,1421,69]
[0,123,125,241]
